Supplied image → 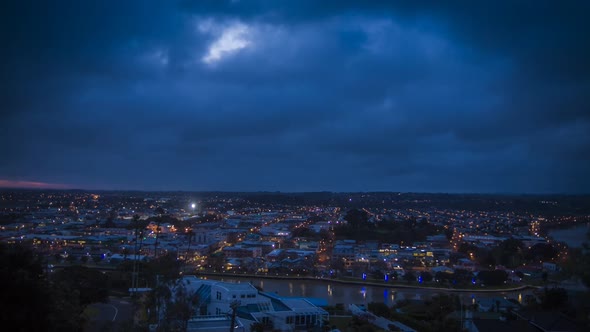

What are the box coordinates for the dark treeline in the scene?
[0,243,110,331]
[334,208,444,244]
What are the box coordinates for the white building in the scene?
[173,276,328,332]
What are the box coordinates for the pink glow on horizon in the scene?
[0,179,72,189]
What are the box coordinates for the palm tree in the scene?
[184,227,194,271]
[132,214,140,291]
[152,280,171,327]
[153,207,165,258]
[166,281,200,332]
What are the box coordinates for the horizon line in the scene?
[0,186,587,196]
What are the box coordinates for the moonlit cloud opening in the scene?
[202,22,251,64]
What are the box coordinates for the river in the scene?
[201,275,531,306]
[548,223,590,248]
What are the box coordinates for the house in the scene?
[168,276,329,332]
[432,266,454,274]
[542,262,558,272]
[475,297,520,313]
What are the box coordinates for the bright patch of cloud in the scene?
[201,22,252,64]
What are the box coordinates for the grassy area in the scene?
[328,316,352,331]
[81,305,100,320]
[328,316,389,332]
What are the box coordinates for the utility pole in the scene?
[459,295,463,332]
[229,300,240,332]
[156,275,162,328]
[132,215,140,293]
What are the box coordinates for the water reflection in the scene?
[212,276,530,306]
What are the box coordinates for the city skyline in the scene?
[2,1,589,193]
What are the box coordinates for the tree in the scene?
[291,226,314,238]
[131,214,144,292]
[344,209,369,230]
[146,253,182,285]
[403,271,416,283]
[52,265,110,308]
[493,238,525,268]
[165,281,199,332]
[420,271,433,282]
[250,322,265,332]
[0,243,87,331]
[561,233,590,288]
[207,252,226,272]
[153,207,166,258]
[184,227,194,270]
[477,270,508,286]
[368,302,390,317]
[0,243,53,330]
[149,282,171,327]
[476,248,497,268]
[525,243,557,263]
[66,253,77,263]
[372,269,385,281]
[453,268,474,285]
[540,287,568,310]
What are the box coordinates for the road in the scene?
[85,297,133,332]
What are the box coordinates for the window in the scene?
[232,295,236,298]
[240,294,245,298]
[216,308,221,315]
[216,291,221,300]
[257,302,271,312]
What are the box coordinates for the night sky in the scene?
[1,1,589,193]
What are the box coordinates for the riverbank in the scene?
[548,222,589,248]
[193,271,537,293]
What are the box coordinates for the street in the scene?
[85,296,134,332]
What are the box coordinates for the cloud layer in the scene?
[1,1,589,193]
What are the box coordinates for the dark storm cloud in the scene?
[1,1,589,193]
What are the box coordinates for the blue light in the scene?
[384,274,389,282]
[362,273,367,280]
[472,277,476,285]
[418,276,423,284]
